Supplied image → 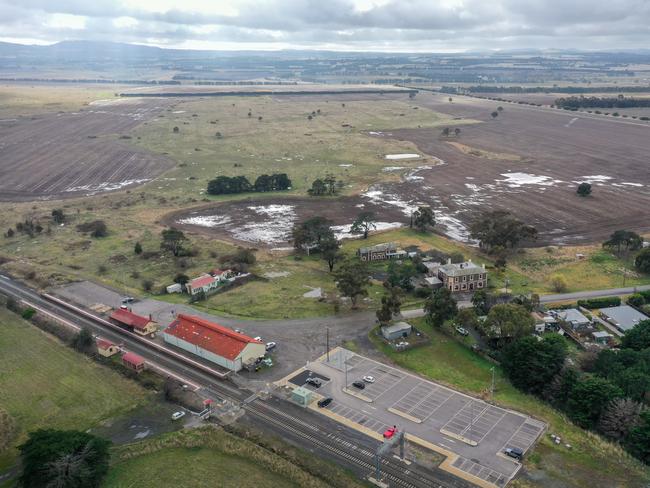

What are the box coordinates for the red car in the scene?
[383,426,398,439]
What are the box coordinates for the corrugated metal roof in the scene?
[164,314,262,360]
[122,351,144,365]
[96,338,114,350]
[110,308,151,330]
[189,274,216,288]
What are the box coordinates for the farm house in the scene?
[163,314,266,372]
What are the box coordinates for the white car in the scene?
[254,336,262,342]
[265,341,277,351]
[455,326,469,336]
[171,411,186,421]
[363,375,375,383]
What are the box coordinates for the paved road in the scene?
[538,284,650,303]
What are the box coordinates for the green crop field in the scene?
[370,318,650,488]
[0,308,149,471]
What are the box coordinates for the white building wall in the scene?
[238,342,266,366]
[163,333,240,371]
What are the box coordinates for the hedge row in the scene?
[577,296,622,309]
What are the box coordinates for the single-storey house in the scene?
[163,314,266,372]
[122,352,145,373]
[381,321,412,341]
[600,305,649,333]
[96,338,119,357]
[550,308,591,330]
[185,274,219,296]
[591,330,613,345]
[109,308,158,336]
[358,242,406,262]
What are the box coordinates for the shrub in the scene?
[21,308,36,320]
[414,287,432,299]
[549,274,568,293]
[627,294,646,308]
[142,279,154,292]
[577,296,622,309]
[76,220,108,238]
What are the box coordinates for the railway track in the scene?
[0,275,467,488]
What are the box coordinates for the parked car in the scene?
[234,328,243,334]
[122,296,135,303]
[171,411,186,421]
[317,397,333,408]
[254,336,262,342]
[265,341,277,351]
[504,447,524,460]
[305,377,322,387]
[362,375,375,383]
[455,326,469,336]
[383,426,398,439]
[352,380,365,389]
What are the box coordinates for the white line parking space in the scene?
[301,348,547,488]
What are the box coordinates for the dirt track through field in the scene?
[0,98,175,200]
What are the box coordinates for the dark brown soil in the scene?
[0,99,175,201]
[370,93,650,245]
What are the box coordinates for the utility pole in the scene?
[326,327,330,362]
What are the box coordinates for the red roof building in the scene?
[186,274,219,296]
[162,314,265,371]
[122,351,145,372]
[109,308,158,336]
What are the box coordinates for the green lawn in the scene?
[0,309,149,471]
[193,255,384,319]
[104,448,300,488]
[106,427,365,488]
[370,318,650,488]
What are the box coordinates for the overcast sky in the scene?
[1,0,649,52]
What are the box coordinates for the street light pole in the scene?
[326,327,330,362]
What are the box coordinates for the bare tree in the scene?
[45,442,94,488]
[598,398,644,441]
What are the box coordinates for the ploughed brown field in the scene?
[364,93,650,245]
[0,98,174,201]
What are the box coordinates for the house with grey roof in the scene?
[549,308,591,330]
[600,305,649,332]
[357,242,406,261]
[437,259,487,292]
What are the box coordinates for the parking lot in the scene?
[298,348,546,488]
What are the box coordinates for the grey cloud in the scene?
[0,0,649,50]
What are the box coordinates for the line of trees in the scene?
[441,85,650,94]
[207,173,291,195]
[555,96,650,109]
